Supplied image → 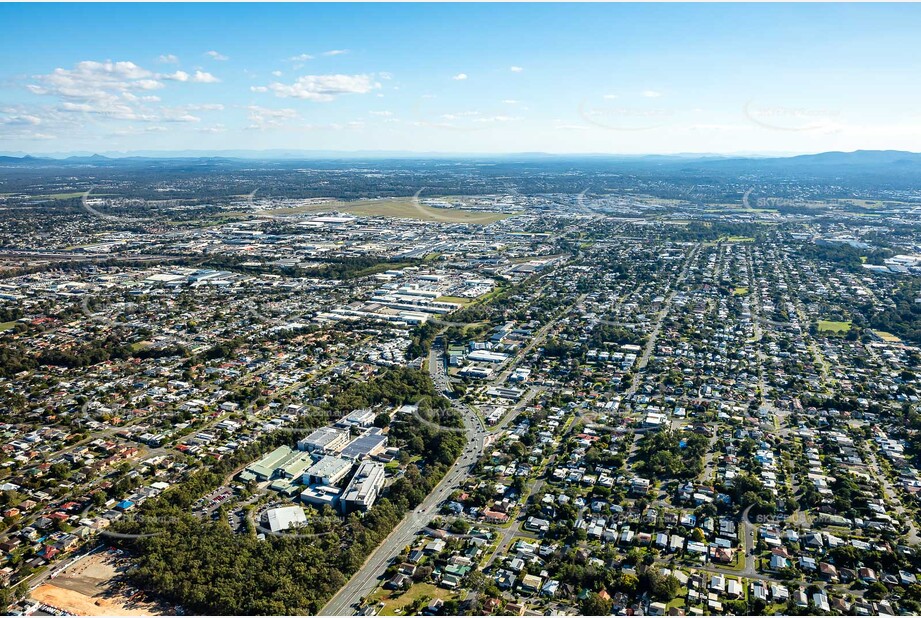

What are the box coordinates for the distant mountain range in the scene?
[0,149,916,164]
[2,150,921,182]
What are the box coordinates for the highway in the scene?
[320,347,487,615]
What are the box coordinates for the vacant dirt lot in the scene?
[31,552,167,616]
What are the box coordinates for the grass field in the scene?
[817,320,852,333]
[435,296,472,305]
[261,197,515,224]
[50,192,89,199]
[0,320,18,332]
[873,330,902,342]
[367,582,460,616]
[733,287,749,296]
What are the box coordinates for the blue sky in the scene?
[2,3,921,155]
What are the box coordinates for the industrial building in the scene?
[238,446,313,483]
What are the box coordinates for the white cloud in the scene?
[205,50,229,61]
[322,49,349,56]
[0,112,42,126]
[263,74,381,101]
[166,70,192,82]
[197,124,227,134]
[250,86,269,93]
[510,66,524,73]
[452,73,468,81]
[110,125,168,137]
[159,107,201,123]
[183,103,224,111]
[603,94,619,100]
[502,99,520,105]
[642,90,662,98]
[135,79,164,90]
[288,54,314,62]
[246,105,298,129]
[27,61,170,121]
[28,61,162,99]
[157,54,179,64]
[272,70,283,77]
[163,70,220,84]
[25,60,222,125]
[190,70,220,84]
[369,110,393,117]
[0,129,55,140]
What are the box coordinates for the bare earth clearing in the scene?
[31,552,167,616]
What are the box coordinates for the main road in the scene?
[322,271,586,615]
[320,346,486,616]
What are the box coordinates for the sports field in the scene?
[817,320,851,333]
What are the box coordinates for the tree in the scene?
[613,572,639,594]
[581,592,613,616]
[647,573,680,601]
[865,581,888,600]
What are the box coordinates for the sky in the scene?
[2,3,921,156]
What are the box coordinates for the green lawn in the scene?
[873,330,902,342]
[46,192,87,199]
[0,320,18,332]
[817,320,851,333]
[368,582,460,616]
[733,287,750,296]
[435,296,472,305]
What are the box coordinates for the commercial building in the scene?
[341,461,386,513]
[302,455,353,486]
[300,485,342,509]
[335,408,376,429]
[339,428,388,461]
[298,427,351,453]
[264,505,307,533]
[467,350,509,363]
